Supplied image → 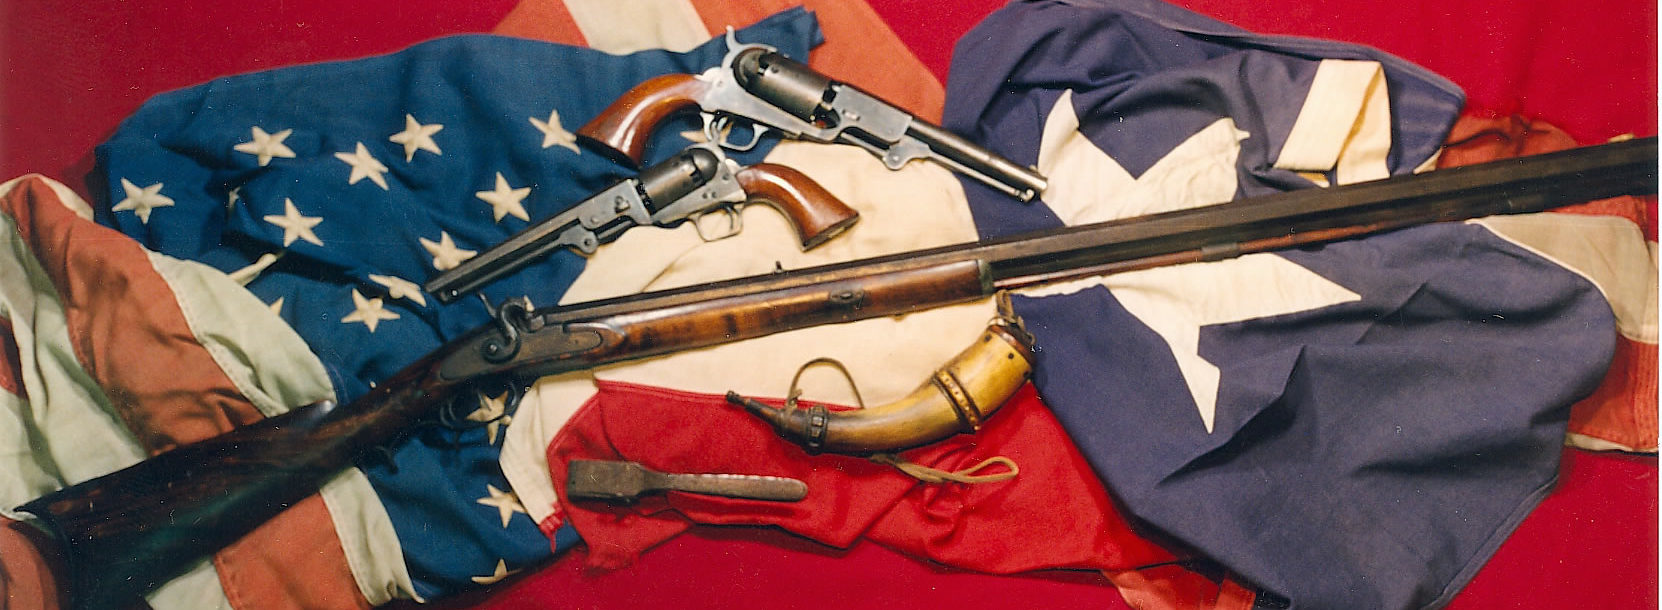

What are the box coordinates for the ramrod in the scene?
[18,136,1658,609]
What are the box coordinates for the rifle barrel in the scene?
[17,137,1656,609]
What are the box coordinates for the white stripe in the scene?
[147,251,336,417]
[0,390,61,505]
[0,176,232,610]
[1473,213,1659,344]
[1566,431,1655,453]
[561,0,709,54]
[149,243,427,602]
[147,562,234,610]
[502,372,600,527]
[0,178,145,489]
[146,227,423,601]
[320,469,423,604]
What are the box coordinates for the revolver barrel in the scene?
[423,148,724,304]
[731,48,1048,202]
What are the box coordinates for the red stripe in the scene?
[215,495,370,610]
[2,177,366,609]
[0,176,265,454]
[1570,337,1659,451]
[0,517,68,608]
[492,0,588,46]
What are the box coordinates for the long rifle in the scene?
[19,137,1657,608]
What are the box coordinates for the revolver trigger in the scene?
[691,205,744,243]
[710,116,769,152]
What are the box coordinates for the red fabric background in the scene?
[0,1,1654,609]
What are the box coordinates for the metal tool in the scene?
[565,459,808,503]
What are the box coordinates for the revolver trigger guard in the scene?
[691,206,744,244]
[709,116,769,152]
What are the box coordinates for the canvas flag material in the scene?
[0,175,351,608]
[89,11,820,605]
[1435,115,1659,453]
[483,2,1256,608]
[940,0,1631,608]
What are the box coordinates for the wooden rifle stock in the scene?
[17,352,461,609]
[15,137,1656,609]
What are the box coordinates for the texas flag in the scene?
[940,0,1653,607]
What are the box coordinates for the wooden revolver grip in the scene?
[578,73,709,166]
[735,163,860,250]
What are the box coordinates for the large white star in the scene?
[341,288,401,333]
[262,198,324,247]
[529,109,581,153]
[111,178,175,224]
[475,484,528,528]
[1025,91,1361,433]
[389,114,443,162]
[334,142,390,190]
[476,172,532,222]
[368,274,427,307]
[233,126,297,167]
[419,231,476,271]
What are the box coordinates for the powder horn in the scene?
[730,319,1034,454]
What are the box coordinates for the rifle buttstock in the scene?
[17,356,457,610]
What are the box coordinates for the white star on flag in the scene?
[389,113,443,162]
[226,186,242,213]
[233,126,297,167]
[341,289,401,333]
[467,392,513,444]
[334,142,391,190]
[1027,91,1360,433]
[420,231,476,271]
[111,178,175,224]
[262,198,324,247]
[475,484,528,528]
[530,109,581,153]
[476,172,532,222]
[470,560,519,585]
[368,274,427,307]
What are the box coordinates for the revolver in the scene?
[578,31,1049,202]
[423,142,857,304]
